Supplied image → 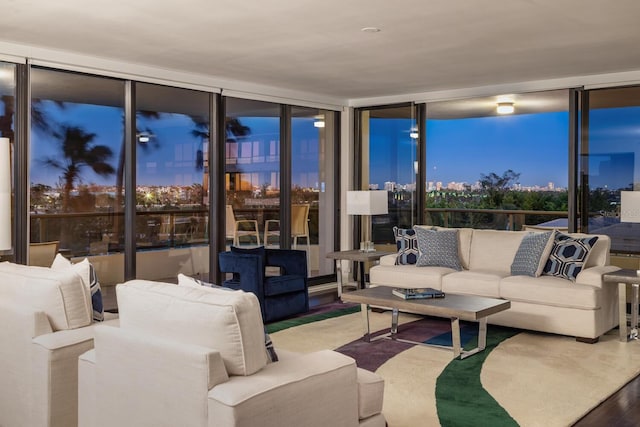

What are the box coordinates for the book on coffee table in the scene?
[392,287,445,300]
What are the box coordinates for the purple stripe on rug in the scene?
[300,301,358,318]
[335,317,475,372]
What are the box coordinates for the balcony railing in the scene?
[31,206,575,257]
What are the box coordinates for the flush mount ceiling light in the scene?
[496,102,515,115]
[361,27,381,33]
[137,132,153,143]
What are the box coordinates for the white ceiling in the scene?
[1,0,640,104]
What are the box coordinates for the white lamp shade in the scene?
[621,191,640,223]
[346,191,388,215]
[0,137,11,250]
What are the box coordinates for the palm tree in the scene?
[191,117,251,171]
[114,111,162,210]
[42,125,115,212]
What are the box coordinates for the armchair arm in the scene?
[266,249,308,278]
[208,350,359,427]
[218,252,266,299]
[29,319,117,427]
[91,325,228,426]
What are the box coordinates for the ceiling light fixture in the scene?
[137,132,151,143]
[361,27,381,33]
[496,102,515,115]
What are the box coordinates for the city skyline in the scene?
[28,102,640,193]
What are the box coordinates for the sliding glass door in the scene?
[581,86,640,253]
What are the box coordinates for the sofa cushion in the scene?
[441,270,504,298]
[178,274,278,363]
[393,226,418,265]
[0,262,92,330]
[369,264,452,289]
[50,254,104,322]
[510,231,554,277]
[468,230,525,274]
[117,279,268,376]
[414,227,462,271]
[542,233,599,281]
[500,275,600,309]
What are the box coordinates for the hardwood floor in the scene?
[573,373,640,426]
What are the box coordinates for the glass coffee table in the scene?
[341,286,511,359]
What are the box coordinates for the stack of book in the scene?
[392,287,445,300]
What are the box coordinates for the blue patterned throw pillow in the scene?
[510,231,554,277]
[87,263,104,321]
[393,226,418,265]
[413,227,462,271]
[542,232,599,281]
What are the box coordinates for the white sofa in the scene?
[0,262,117,427]
[370,228,621,342]
[79,280,386,427]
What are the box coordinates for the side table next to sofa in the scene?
[603,269,640,342]
[326,250,395,297]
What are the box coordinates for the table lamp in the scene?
[346,190,388,252]
[620,191,640,274]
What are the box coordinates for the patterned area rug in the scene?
[267,304,640,427]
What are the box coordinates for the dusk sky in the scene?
[29,102,640,191]
[369,112,569,189]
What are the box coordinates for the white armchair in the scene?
[79,280,385,427]
[0,263,117,427]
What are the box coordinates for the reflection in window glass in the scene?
[291,107,336,277]
[361,105,417,245]
[584,86,640,253]
[426,90,569,230]
[29,68,125,278]
[135,83,210,280]
[225,98,280,248]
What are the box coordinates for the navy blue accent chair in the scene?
[218,248,309,323]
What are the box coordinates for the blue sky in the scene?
[369,112,569,189]
[29,102,640,191]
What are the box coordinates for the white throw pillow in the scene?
[0,262,92,330]
[118,280,269,375]
[177,273,279,363]
[50,254,104,321]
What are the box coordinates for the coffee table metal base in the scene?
[360,305,487,360]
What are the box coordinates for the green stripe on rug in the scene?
[436,326,520,427]
[266,305,361,333]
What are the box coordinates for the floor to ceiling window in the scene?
[224,98,280,248]
[425,89,570,230]
[290,106,336,277]
[0,61,16,262]
[29,68,125,282]
[135,83,210,280]
[358,104,418,246]
[581,86,640,254]
[224,98,339,279]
